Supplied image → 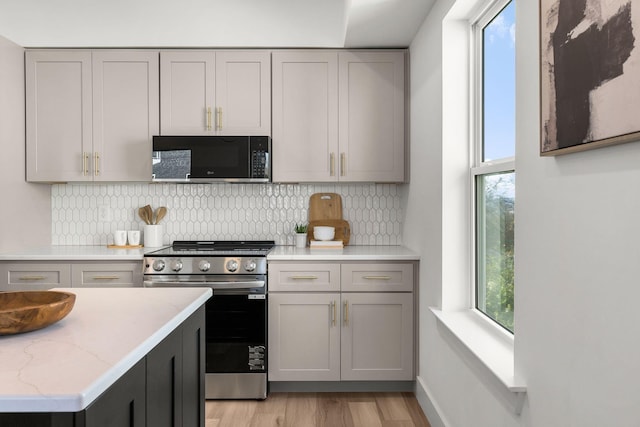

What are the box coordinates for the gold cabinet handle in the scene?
[344,300,349,326]
[94,152,100,176]
[82,152,89,176]
[19,275,46,281]
[363,275,392,280]
[289,275,318,280]
[91,276,120,280]
[217,107,223,130]
[331,300,336,326]
[340,153,346,177]
[207,107,212,131]
[330,153,335,176]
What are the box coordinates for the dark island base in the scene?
[0,306,205,427]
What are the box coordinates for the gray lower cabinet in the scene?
[0,307,205,427]
[268,261,415,382]
[0,261,143,290]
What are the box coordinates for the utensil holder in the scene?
[144,225,163,247]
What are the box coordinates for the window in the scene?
[472,0,515,332]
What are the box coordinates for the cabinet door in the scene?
[84,358,146,427]
[338,51,405,182]
[0,262,71,291]
[215,51,271,135]
[146,326,183,427]
[26,50,92,182]
[341,293,413,381]
[92,51,159,181]
[71,262,142,287]
[160,51,215,135]
[268,262,340,292]
[268,293,340,381]
[181,307,206,427]
[272,51,339,182]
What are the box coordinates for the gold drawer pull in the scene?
[363,275,392,280]
[289,275,318,280]
[19,275,46,281]
[92,276,120,280]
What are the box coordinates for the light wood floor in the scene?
[205,392,431,427]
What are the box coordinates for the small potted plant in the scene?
[294,223,308,248]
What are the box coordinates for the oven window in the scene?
[205,295,266,373]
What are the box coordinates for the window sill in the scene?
[430,307,526,415]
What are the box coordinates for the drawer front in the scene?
[0,263,71,291]
[71,262,142,287]
[268,263,340,292]
[341,263,414,292]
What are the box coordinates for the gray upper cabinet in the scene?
[338,51,405,182]
[272,50,405,183]
[272,51,339,182]
[160,50,271,136]
[26,50,159,182]
[26,50,92,182]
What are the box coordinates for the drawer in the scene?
[71,262,142,287]
[341,263,414,292]
[0,262,71,291]
[268,263,340,292]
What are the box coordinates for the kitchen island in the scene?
[0,287,211,426]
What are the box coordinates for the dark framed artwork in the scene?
[540,0,640,155]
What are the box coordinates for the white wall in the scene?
[408,0,640,426]
[0,35,50,251]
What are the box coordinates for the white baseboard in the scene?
[415,375,449,427]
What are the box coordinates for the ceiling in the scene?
[0,0,435,48]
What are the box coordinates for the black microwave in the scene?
[152,135,271,183]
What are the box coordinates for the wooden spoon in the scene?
[155,206,167,224]
[138,207,150,225]
[144,205,153,225]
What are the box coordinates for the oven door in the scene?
[206,289,266,374]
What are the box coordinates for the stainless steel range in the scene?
[143,240,275,400]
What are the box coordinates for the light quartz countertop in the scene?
[267,245,419,261]
[0,245,419,262]
[0,287,211,413]
[0,245,166,261]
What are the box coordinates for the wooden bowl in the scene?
[0,291,76,335]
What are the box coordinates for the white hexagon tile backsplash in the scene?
[51,183,404,246]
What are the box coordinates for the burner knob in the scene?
[170,260,183,272]
[199,260,211,272]
[152,259,166,272]
[226,259,239,272]
[244,260,257,272]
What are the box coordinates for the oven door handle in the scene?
[143,280,265,289]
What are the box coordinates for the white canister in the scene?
[144,224,163,247]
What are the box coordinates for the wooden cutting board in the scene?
[307,219,351,245]
[309,193,343,221]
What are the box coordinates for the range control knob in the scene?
[226,259,239,273]
[198,260,211,272]
[244,260,257,272]
[170,260,183,272]
[152,259,166,272]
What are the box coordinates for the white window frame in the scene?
[470,0,515,332]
